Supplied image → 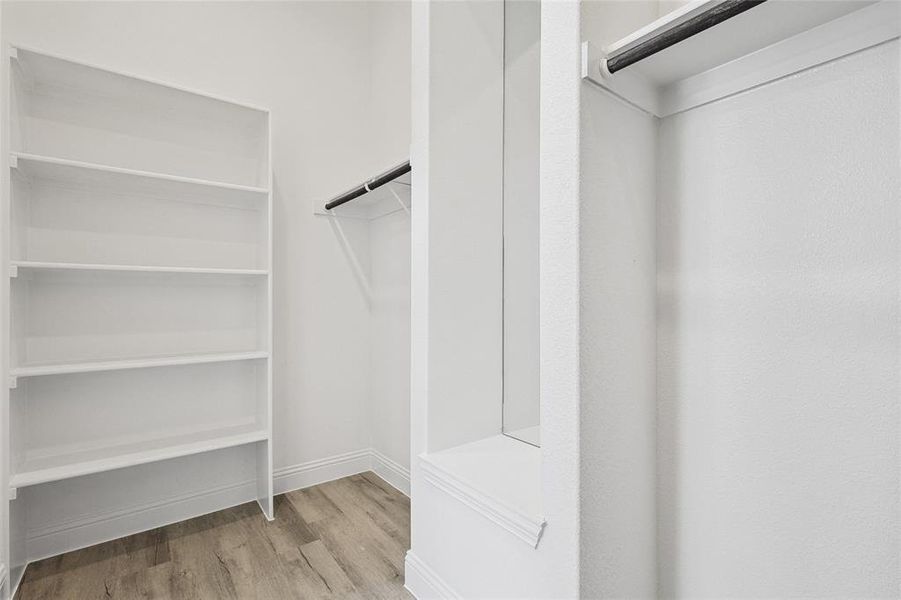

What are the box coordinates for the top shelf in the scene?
[12,45,269,119]
[584,0,898,117]
[10,46,271,188]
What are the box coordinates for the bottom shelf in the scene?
[10,423,269,489]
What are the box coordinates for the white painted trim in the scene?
[419,455,546,548]
[272,449,371,495]
[371,449,411,496]
[22,448,410,564]
[8,565,25,600]
[404,551,461,600]
[26,478,258,562]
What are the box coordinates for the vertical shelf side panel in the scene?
[3,42,18,600]
[256,112,274,520]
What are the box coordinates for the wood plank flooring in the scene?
[16,473,412,600]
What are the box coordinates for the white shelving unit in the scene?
[3,45,273,591]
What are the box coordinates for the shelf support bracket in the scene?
[9,153,17,170]
[9,265,18,279]
[581,41,661,117]
[8,376,17,389]
[8,487,17,501]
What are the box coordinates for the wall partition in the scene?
[502,0,541,447]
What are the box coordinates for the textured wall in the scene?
[579,3,660,598]
[657,40,900,598]
[580,79,658,600]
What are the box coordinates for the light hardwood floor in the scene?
[16,473,412,600]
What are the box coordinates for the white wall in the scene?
[368,1,412,475]
[369,0,412,171]
[502,0,540,439]
[424,0,504,453]
[579,3,659,598]
[2,0,410,559]
[657,40,900,598]
[370,206,412,472]
[579,82,658,600]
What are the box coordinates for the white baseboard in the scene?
[371,449,411,496]
[22,447,410,565]
[404,551,460,599]
[26,479,259,563]
[273,448,372,495]
[8,564,25,600]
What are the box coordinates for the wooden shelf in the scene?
[10,423,269,489]
[11,152,270,197]
[10,261,268,277]
[12,350,269,379]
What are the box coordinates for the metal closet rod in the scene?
[324,160,412,211]
[606,0,768,74]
